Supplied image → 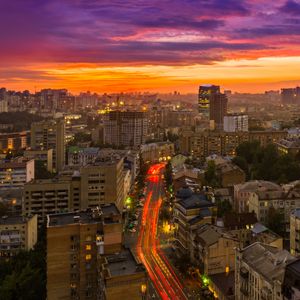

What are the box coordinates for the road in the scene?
[137,163,188,300]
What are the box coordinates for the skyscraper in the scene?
[198,84,220,116]
[198,84,228,130]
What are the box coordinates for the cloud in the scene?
[281,0,300,15]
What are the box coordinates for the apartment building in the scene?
[0,157,34,189]
[101,249,148,300]
[235,242,295,300]
[276,138,300,156]
[24,154,125,223]
[31,119,65,172]
[179,129,287,160]
[0,215,38,257]
[224,114,249,132]
[67,147,100,167]
[0,130,30,151]
[282,259,300,300]
[248,184,300,232]
[47,205,122,300]
[234,180,282,213]
[24,148,53,172]
[103,111,148,147]
[173,187,216,253]
[192,224,239,275]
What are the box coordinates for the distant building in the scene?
[103,111,148,147]
[47,205,123,300]
[140,141,174,163]
[198,84,220,116]
[281,87,300,104]
[0,157,34,189]
[209,93,228,130]
[224,114,248,132]
[276,138,300,156]
[0,215,38,257]
[0,131,30,151]
[31,119,65,172]
[67,147,100,166]
[235,242,295,300]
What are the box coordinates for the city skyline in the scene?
[1,0,300,93]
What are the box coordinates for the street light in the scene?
[141,284,147,300]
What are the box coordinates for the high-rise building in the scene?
[198,85,228,130]
[31,119,65,172]
[209,93,228,130]
[224,114,249,132]
[103,111,148,147]
[46,205,123,300]
[198,84,220,116]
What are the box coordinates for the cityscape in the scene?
[1,1,300,300]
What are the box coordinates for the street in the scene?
[137,163,188,300]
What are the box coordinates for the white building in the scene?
[224,114,248,132]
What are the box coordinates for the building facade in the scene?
[224,114,249,132]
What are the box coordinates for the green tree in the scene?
[267,206,285,236]
[217,199,232,218]
[204,161,219,187]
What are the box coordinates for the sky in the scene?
[1,0,300,94]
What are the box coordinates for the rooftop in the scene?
[210,271,235,299]
[105,249,145,277]
[47,204,120,227]
[0,215,33,225]
[178,193,213,210]
[223,212,257,229]
[240,242,295,284]
[237,180,282,192]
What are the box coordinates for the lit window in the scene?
[86,245,91,251]
[225,266,230,273]
[86,235,92,242]
[86,254,92,261]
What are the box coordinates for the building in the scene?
[67,147,100,167]
[0,131,30,151]
[192,224,239,275]
[198,84,220,116]
[224,114,248,132]
[140,141,174,163]
[24,148,53,172]
[209,93,228,130]
[282,259,300,300]
[276,138,300,156]
[281,87,300,105]
[179,129,287,161]
[235,242,295,300]
[290,208,300,256]
[0,157,34,189]
[248,183,300,233]
[234,180,282,213]
[166,110,197,128]
[101,249,148,300]
[173,187,216,253]
[24,154,125,223]
[103,111,148,147]
[47,205,122,300]
[79,154,125,212]
[31,119,65,172]
[0,215,38,257]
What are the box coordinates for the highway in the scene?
[137,163,188,300]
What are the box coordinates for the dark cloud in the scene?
[281,0,300,15]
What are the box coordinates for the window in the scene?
[85,235,92,242]
[85,254,92,261]
[86,244,91,251]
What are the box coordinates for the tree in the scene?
[204,161,219,187]
[267,206,285,236]
[35,160,55,179]
[217,199,232,218]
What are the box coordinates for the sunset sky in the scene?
[1,0,300,93]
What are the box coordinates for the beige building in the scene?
[234,180,282,213]
[140,141,174,163]
[179,129,287,160]
[31,119,65,172]
[173,187,216,253]
[0,130,30,151]
[276,138,300,156]
[24,154,125,223]
[290,208,300,256]
[0,157,34,188]
[248,184,300,232]
[47,205,123,300]
[235,242,295,300]
[192,224,239,275]
[0,215,38,257]
[101,249,148,300]
[24,148,53,172]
